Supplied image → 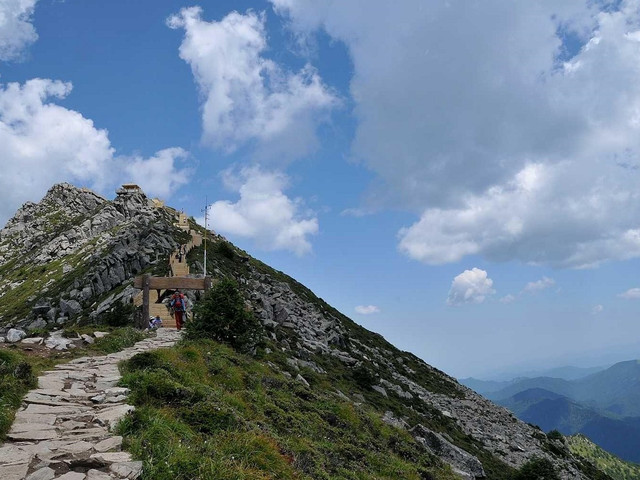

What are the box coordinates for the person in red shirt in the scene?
[170,290,187,330]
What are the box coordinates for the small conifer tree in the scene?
[515,457,560,480]
[187,278,262,352]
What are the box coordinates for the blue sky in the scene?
[1,0,640,378]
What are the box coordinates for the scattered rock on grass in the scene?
[7,328,27,343]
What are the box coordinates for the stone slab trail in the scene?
[0,328,181,480]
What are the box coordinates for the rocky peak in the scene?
[1,183,106,240]
[113,186,155,219]
[0,183,181,331]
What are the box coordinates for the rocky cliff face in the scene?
[0,183,605,479]
[0,183,180,331]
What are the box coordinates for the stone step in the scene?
[0,329,182,480]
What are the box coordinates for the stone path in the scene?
[0,328,181,480]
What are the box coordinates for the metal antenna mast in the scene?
[202,197,209,277]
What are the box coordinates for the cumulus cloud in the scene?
[209,167,318,255]
[499,294,516,304]
[273,0,640,268]
[618,288,640,299]
[0,79,189,225]
[167,7,338,162]
[0,0,37,61]
[446,268,495,306]
[355,305,380,314]
[122,148,190,199]
[523,276,556,294]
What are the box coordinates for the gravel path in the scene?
[0,328,181,480]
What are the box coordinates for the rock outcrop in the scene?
[0,183,180,332]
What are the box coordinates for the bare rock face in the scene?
[411,424,485,479]
[0,183,180,329]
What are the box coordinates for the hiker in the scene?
[170,290,187,330]
[149,315,162,330]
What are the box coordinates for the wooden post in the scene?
[141,274,150,329]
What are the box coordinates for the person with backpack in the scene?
[170,290,187,330]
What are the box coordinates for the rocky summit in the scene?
[0,184,608,479]
[0,183,181,333]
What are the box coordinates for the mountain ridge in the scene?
[0,183,610,479]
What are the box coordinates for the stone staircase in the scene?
[134,214,203,329]
[0,329,182,480]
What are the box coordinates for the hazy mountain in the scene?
[498,388,640,463]
[488,360,640,418]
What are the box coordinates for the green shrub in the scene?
[547,430,563,441]
[99,301,135,327]
[179,401,243,434]
[352,364,377,389]
[216,240,236,259]
[515,457,560,480]
[187,278,263,353]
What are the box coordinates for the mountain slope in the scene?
[567,434,640,480]
[0,183,611,479]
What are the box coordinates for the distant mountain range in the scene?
[461,360,640,463]
[499,388,640,463]
[485,360,640,418]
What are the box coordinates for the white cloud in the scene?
[618,288,640,299]
[523,276,556,294]
[0,0,37,61]
[447,268,495,306]
[167,7,338,162]
[122,148,190,200]
[0,79,189,225]
[273,0,640,268]
[500,294,516,304]
[355,305,380,314]
[591,304,604,315]
[209,167,318,255]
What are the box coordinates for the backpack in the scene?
[172,294,185,311]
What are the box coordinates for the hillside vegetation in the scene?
[117,340,462,480]
[568,435,640,480]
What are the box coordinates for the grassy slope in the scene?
[568,435,640,480]
[186,237,524,479]
[117,339,464,480]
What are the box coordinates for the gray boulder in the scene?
[6,328,27,343]
[46,307,57,322]
[410,424,485,478]
[27,318,47,331]
[59,299,82,317]
[32,300,51,316]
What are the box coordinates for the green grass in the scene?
[0,349,37,440]
[90,327,146,354]
[568,434,640,480]
[117,340,463,480]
